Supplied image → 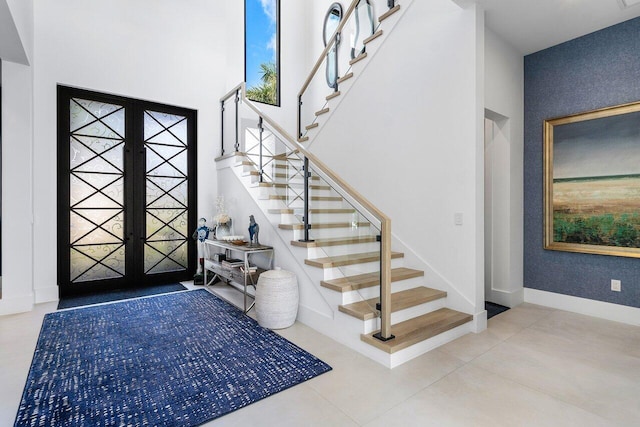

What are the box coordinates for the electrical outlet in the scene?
[454,213,463,226]
[611,279,621,292]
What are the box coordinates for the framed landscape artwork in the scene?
[544,101,640,258]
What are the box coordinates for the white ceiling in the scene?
[475,0,640,55]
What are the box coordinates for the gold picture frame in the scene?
[544,101,640,258]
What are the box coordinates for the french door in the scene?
[57,86,197,296]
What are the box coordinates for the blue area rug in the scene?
[57,283,188,310]
[16,289,332,426]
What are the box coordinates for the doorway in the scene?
[57,86,197,296]
[484,114,508,306]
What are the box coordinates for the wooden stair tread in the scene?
[274,173,320,180]
[269,208,355,215]
[269,195,342,201]
[272,150,299,160]
[361,308,472,354]
[272,183,330,190]
[274,163,303,170]
[299,136,309,142]
[379,4,400,22]
[306,123,319,130]
[339,287,447,321]
[279,221,369,231]
[316,107,330,116]
[326,91,341,101]
[321,267,424,292]
[310,208,355,213]
[305,251,403,269]
[337,72,354,84]
[349,52,367,66]
[291,235,378,248]
[364,30,383,45]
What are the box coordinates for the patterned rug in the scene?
[16,289,332,426]
[57,283,188,310]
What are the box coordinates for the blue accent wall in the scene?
[524,17,640,308]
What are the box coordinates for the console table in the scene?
[203,239,274,313]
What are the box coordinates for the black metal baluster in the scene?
[258,116,264,183]
[299,157,314,243]
[234,89,240,152]
[374,234,394,342]
[298,95,303,140]
[220,100,225,157]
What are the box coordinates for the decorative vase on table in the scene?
[215,218,232,239]
[214,195,232,240]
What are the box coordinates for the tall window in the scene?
[245,0,280,106]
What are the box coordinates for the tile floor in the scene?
[1,287,638,426]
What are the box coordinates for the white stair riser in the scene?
[306,241,381,259]
[269,199,303,209]
[390,298,447,325]
[272,175,320,185]
[308,212,362,223]
[335,311,378,335]
[320,258,405,281]
[272,187,333,198]
[340,276,426,304]
[268,200,345,210]
[277,213,300,224]
[290,225,373,240]
[388,322,473,369]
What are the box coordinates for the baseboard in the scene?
[524,288,640,326]
[35,286,59,303]
[296,304,334,328]
[487,287,524,308]
[472,310,487,332]
[0,293,34,315]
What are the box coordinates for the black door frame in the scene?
[57,85,197,296]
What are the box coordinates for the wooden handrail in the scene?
[220,83,243,103]
[228,82,393,340]
[298,0,361,98]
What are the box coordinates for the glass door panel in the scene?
[68,99,126,283]
[143,111,189,275]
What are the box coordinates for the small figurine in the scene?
[248,215,260,246]
[193,218,212,243]
[192,218,213,279]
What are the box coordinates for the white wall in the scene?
[27,0,228,303]
[310,0,485,316]
[0,61,35,314]
[484,27,524,307]
[0,0,34,314]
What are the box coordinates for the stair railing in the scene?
[220,82,394,341]
[297,0,399,143]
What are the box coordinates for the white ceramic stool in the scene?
[255,270,298,329]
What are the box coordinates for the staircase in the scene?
[218,0,475,368]
[226,150,473,367]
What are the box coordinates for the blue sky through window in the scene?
[246,0,278,92]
